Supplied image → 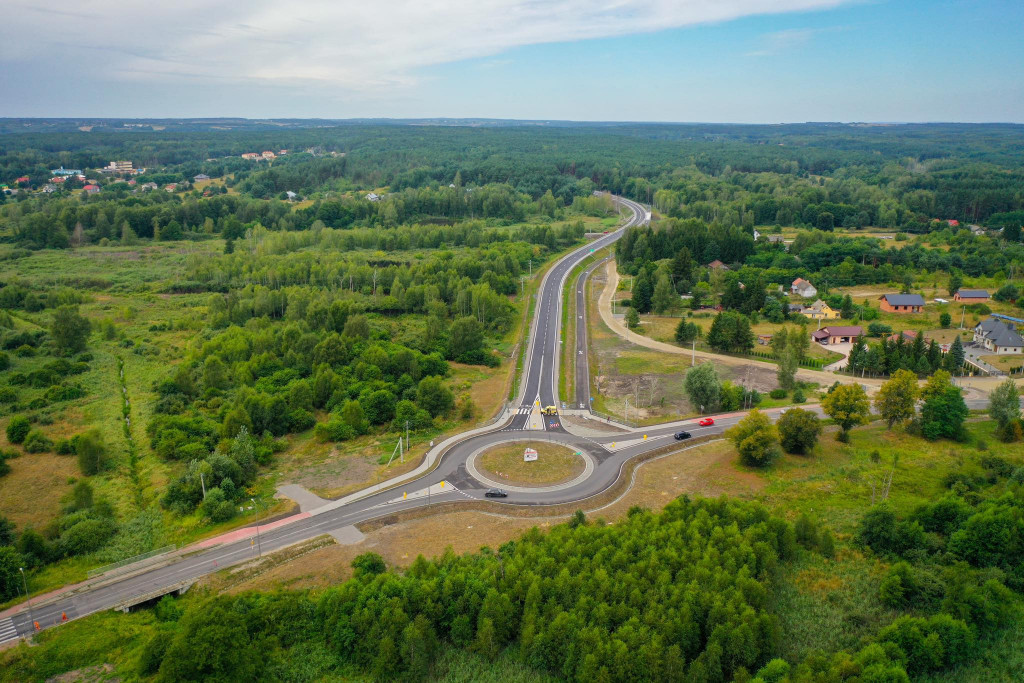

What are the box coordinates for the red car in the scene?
[698,417,715,426]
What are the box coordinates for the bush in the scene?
[23,429,54,453]
[876,614,975,675]
[76,428,107,474]
[6,415,31,444]
[0,387,17,403]
[313,417,355,442]
[792,387,806,403]
[769,388,787,399]
[868,322,893,336]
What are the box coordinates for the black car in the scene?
[485,488,508,498]
[674,431,692,440]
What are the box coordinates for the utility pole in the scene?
[405,420,410,453]
[960,305,966,330]
[692,339,696,366]
[250,498,262,558]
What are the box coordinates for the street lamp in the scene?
[250,498,262,558]
[20,567,33,626]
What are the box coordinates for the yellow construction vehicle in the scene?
[540,405,558,416]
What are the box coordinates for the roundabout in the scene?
[465,439,597,493]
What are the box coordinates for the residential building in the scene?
[164,183,178,192]
[140,182,158,191]
[41,184,57,193]
[802,299,840,320]
[285,191,297,200]
[954,289,990,303]
[193,173,211,181]
[82,184,100,195]
[974,318,1024,354]
[791,277,817,299]
[366,192,382,202]
[15,176,29,184]
[50,167,81,176]
[886,330,919,344]
[707,260,729,271]
[878,294,925,314]
[241,153,260,160]
[812,326,863,345]
[261,151,276,160]
[101,160,134,173]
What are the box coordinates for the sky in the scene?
[1,0,1022,122]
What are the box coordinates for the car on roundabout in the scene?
[698,417,715,426]
[485,488,508,498]
[673,431,691,440]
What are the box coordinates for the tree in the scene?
[690,281,712,309]
[947,272,963,297]
[922,369,954,401]
[874,369,920,429]
[448,316,484,360]
[342,314,371,340]
[776,348,799,391]
[417,376,454,417]
[684,362,720,413]
[921,386,968,441]
[840,294,855,319]
[6,415,30,444]
[946,336,965,374]
[625,307,640,329]
[0,546,21,602]
[777,408,822,454]
[726,409,781,467]
[156,597,260,682]
[76,428,107,475]
[51,305,91,354]
[940,312,952,328]
[674,319,700,345]
[822,383,871,441]
[651,274,676,314]
[631,270,653,313]
[362,390,396,425]
[341,399,369,435]
[988,378,1021,430]
[707,311,754,353]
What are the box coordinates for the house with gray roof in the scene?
[974,318,1024,354]
[879,294,925,314]
[954,289,989,303]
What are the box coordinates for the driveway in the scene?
[821,341,853,371]
[963,342,1004,375]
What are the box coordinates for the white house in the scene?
[974,318,1024,354]
[791,278,818,299]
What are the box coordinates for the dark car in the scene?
[674,431,692,440]
[485,488,508,498]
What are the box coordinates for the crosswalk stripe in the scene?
[0,617,19,643]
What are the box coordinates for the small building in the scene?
[82,184,100,195]
[140,182,158,191]
[15,176,29,184]
[50,176,66,184]
[193,173,211,181]
[101,160,134,174]
[366,192,382,202]
[285,191,297,200]
[974,318,1024,354]
[947,219,960,227]
[791,277,817,299]
[954,289,989,303]
[707,260,729,271]
[261,151,276,160]
[812,326,863,345]
[886,330,919,344]
[41,184,57,193]
[802,299,840,321]
[50,167,81,176]
[878,294,925,314]
[164,183,178,192]
[241,153,260,160]
[787,303,806,315]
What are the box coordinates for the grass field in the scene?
[478,440,584,486]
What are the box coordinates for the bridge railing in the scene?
[87,545,176,580]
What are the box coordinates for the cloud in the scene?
[745,26,844,56]
[2,0,851,93]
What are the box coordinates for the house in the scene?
[954,289,989,303]
[707,260,729,271]
[261,151,276,160]
[812,326,863,345]
[366,192,382,202]
[50,176,66,184]
[82,184,100,195]
[41,184,57,193]
[127,179,137,186]
[140,182,158,191]
[886,330,919,344]
[15,176,29,185]
[193,173,211,181]
[753,229,760,241]
[969,224,985,235]
[164,183,178,192]
[802,299,840,320]
[947,219,960,228]
[279,149,289,155]
[241,153,260,160]
[878,294,925,314]
[791,278,818,299]
[285,191,297,200]
[50,167,81,176]
[974,318,1024,354]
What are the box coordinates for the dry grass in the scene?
[0,453,79,529]
[981,353,1024,371]
[478,441,584,486]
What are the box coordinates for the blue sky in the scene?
[1,0,1021,121]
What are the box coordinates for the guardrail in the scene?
[87,545,176,579]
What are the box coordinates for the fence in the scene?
[87,544,176,579]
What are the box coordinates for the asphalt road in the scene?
[11,196,990,642]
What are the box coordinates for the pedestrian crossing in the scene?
[0,617,19,644]
[515,406,533,415]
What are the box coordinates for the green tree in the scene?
[948,272,963,297]
[631,270,653,313]
[987,378,1020,428]
[625,307,640,329]
[0,546,21,602]
[342,314,371,340]
[940,312,952,328]
[777,408,822,454]
[946,336,965,374]
[157,597,260,682]
[674,319,700,345]
[651,273,676,314]
[76,428,107,475]
[417,376,454,417]
[921,386,968,441]
[776,348,799,391]
[51,305,91,354]
[341,399,369,435]
[822,383,871,441]
[726,409,781,467]
[874,369,920,429]
[684,362,720,413]
[448,316,485,360]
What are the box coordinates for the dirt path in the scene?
[596,261,884,389]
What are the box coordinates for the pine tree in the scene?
[947,336,965,374]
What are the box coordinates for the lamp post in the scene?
[250,498,262,558]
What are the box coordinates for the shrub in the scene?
[76,428,107,474]
[792,388,806,403]
[0,387,17,403]
[769,388,787,399]
[313,417,355,442]
[6,415,30,444]
[23,429,54,453]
